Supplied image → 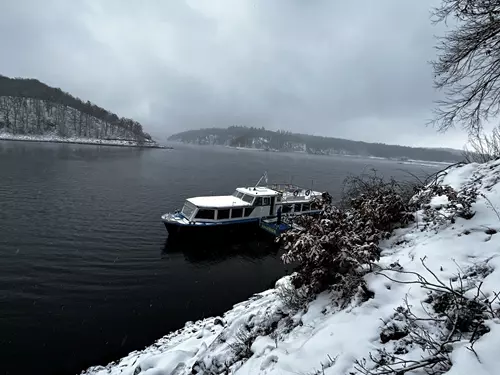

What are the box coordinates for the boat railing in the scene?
[267,184,319,202]
[268,183,299,190]
[267,183,307,194]
[281,195,308,203]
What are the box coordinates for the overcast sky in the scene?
[0,0,470,148]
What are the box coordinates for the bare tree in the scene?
[11,96,23,133]
[0,97,12,130]
[33,98,43,134]
[54,102,67,137]
[462,125,500,162]
[70,106,78,136]
[431,0,500,136]
[78,110,83,136]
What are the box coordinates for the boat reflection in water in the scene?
[161,232,282,264]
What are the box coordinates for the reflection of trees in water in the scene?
[161,234,281,264]
[0,141,145,163]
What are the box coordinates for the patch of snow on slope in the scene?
[82,160,500,375]
[441,162,479,190]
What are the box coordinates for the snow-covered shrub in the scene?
[341,172,419,211]
[358,259,500,375]
[281,174,415,297]
[412,184,479,229]
[275,278,309,312]
[227,326,254,360]
[191,308,286,374]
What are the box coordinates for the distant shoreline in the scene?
[168,126,465,163]
[0,134,172,149]
[191,143,453,166]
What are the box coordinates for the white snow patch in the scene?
[430,194,450,208]
[83,160,500,375]
[442,162,478,190]
[446,320,500,374]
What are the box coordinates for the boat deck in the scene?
[259,217,304,237]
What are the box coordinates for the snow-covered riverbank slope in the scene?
[0,133,165,148]
[83,160,500,375]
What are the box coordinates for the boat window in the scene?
[217,209,230,220]
[294,203,302,212]
[231,208,243,218]
[181,202,196,219]
[233,191,244,199]
[241,194,254,204]
[282,205,292,213]
[244,207,254,217]
[263,197,271,206]
[195,209,215,220]
[254,197,263,206]
[302,203,310,211]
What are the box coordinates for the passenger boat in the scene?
[161,174,327,236]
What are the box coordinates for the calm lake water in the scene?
[0,141,440,375]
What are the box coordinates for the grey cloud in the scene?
[0,0,465,147]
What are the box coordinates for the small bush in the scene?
[411,184,479,228]
[341,171,419,211]
[275,279,309,312]
[357,259,500,375]
[227,326,253,359]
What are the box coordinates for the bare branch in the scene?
[361,258,499,375]
[431,0,500,135]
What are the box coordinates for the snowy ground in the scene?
[0,132,163,148]
[83,160,500,375]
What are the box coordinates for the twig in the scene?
[376,271,464,299]
[421,256,449,290]
[466,345,482,364]
[482,194,500,222]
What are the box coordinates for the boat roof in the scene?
[236,186,279,196]
[187,195,251,208]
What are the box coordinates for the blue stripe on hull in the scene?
[162,210,322,237]
[163,210,321,228]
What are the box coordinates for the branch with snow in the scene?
[355,258,500,375]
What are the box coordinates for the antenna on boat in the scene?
[255,171,268,187]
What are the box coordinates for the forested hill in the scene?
[0,75,153,144]
[169,126,463,162]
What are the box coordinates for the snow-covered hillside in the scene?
[83,160,500,375]
[0,96,153,145]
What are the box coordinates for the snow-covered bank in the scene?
[397,158,453,168]
[0,133,167,148]
[83,160,500,375]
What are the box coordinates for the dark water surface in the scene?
[0,141,439,375]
